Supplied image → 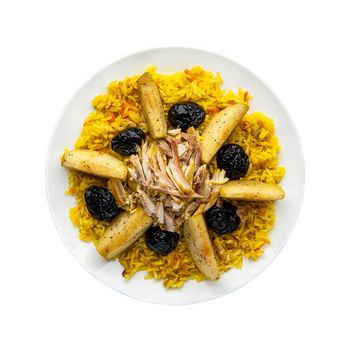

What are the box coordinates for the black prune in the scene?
[217,143,249,180]
[145,227,179,256]
[205,202,241,235]
[111,127,145,156]
[168,102,205,131]
[84,186,119,221]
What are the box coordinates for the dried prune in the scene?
[146,227,179,255]
[84,186,119,221]
[111,127,145,156]
[205,202,241,235]
[168,102,205,131]
[217,143,249,180]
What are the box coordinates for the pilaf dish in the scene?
[61,66,285,288]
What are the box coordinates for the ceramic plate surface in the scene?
[46,48,304,304]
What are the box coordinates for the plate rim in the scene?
[45,47,305,305]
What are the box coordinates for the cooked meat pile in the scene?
[109,127,229,231]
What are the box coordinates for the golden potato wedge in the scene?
[220,180,285,201]
[96,207,153,259]
[138,72,167,139]
[184,214,220,281]
[61,149,127,180]
[201,104,249,163]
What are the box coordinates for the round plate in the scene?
[46,48,305,304]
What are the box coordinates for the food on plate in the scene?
[217,143,250,180]
[200,104,249,163]
[84,185,119,221]
[61,149,127,180]
[205,202,241,235]
[168,102,206,131]
[96,207,153,259]
[111,127,146,156]
[62,66,286,288]
[184,214,220,281]
[146,227,180,256]
[138,72,167,139]
[220,180,285,201]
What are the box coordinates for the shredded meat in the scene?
[236,206,248,223]
[156,202,165,224]
[157,140,172,157]
[127,129,229,231]
[137,188,157,216]
[164,212,176,232]
[108,178,137,211]
[193,165,207,196]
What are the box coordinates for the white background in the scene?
[1,0,349,349]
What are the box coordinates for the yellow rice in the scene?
[66,66,285,288]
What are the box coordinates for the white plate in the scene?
[46,48,305,304]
